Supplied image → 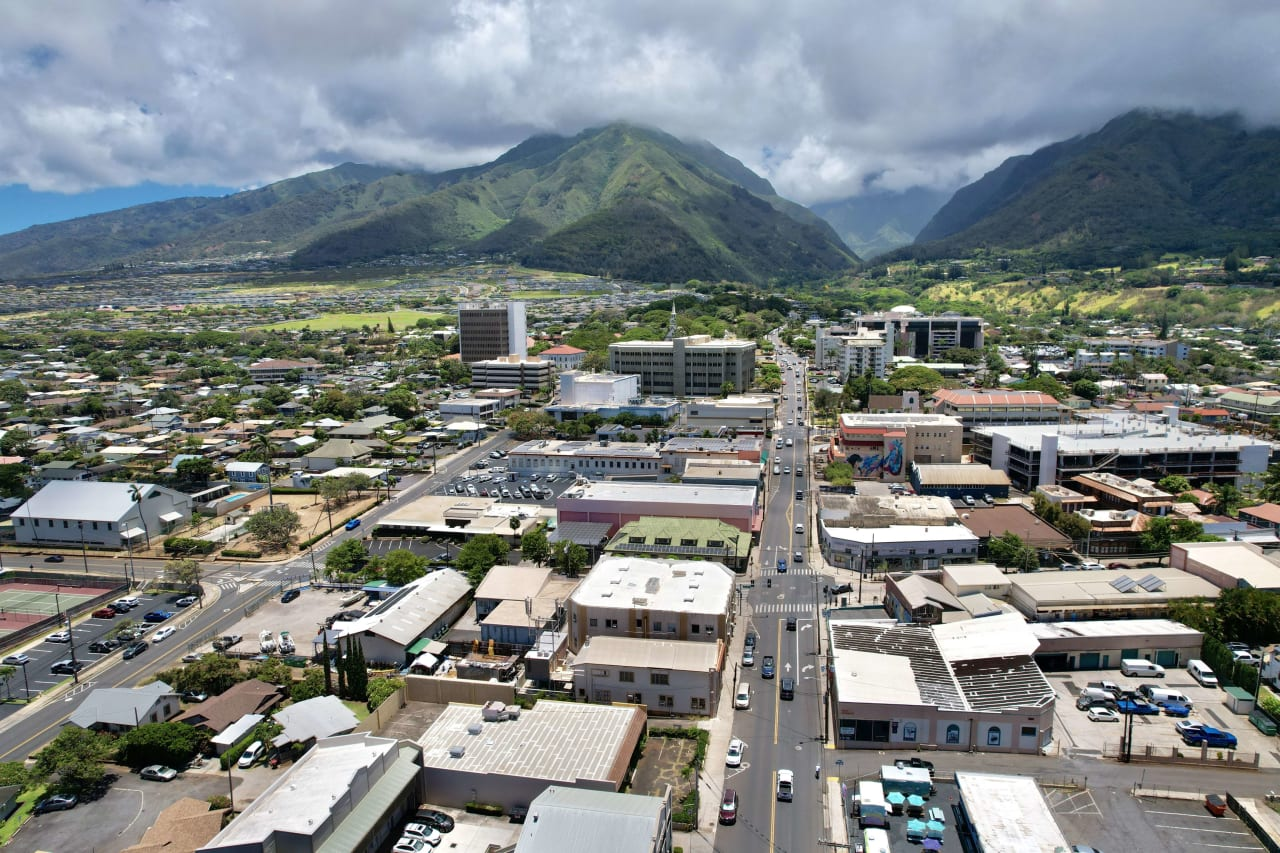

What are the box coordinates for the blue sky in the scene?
[0,183,234,235]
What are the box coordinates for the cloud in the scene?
[1,0,1278,203]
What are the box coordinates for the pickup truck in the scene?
[212,634,243,651]
[1182,725,1238,748]
[894,757,936,777]
[1116,698,1160,715]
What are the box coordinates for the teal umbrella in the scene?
[886,790,906,804]
[907,794,926,808]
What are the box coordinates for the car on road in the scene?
[1087,707,1121,722]
[490,451,503,459]
[92,607,117,619]
[212,634,242,650]
[719,788,739,824]
[400,823,442,846]
[122,641,148,660]
[151,626,176,643]
[43,555,65,563]
[761,656,775,679]
[175,596,198,607]
[50,659,85,674]
[786,616,797,631]
[143,610,174,623]
[745,631,756,650]
[780,677,795,700]
[734,684,750,710]
[345,518,362,530]
[33,793,77,813]
[726,737,745,767]
[88,639,119,654]
[776,769,794,801]
[794,551,803,562]
[2,653,30,666]
[776,557,787,574]
[413,809,455,834]
[47,630,72,643]
[281,588,300,603]
[741,648,754,667]
[140,765,178,782]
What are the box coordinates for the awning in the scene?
[121,527,146,540]
[159,511,183,523]
[410,652,438,670]
[407,637,434,655]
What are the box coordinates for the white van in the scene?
[734,684,750,710]
[1120,659,1165,678]
[238,740,265,769]
[1138,685,1193,708]
[1187,659,1219,688]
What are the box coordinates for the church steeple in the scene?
[666,301,678,340]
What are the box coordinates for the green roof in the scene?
[316,746,422,853]
[1223,686,1255,700]
[407,637,433,655]
[605,516,750,559]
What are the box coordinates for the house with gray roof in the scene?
[270,695,358,748]
[68,682,180,733]
[303,438,375,471]
[329,569,472,665]
[12,481,192,549]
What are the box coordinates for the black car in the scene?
[414,808,455,833]
[894,756,936,777]
[50,659,86,675]
[780,677,795,700]
[43,555,65,563]
[88,639,120,654]
[108,603,132,615]
[281,588,300,603]
[122,641,148,660]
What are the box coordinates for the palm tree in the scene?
[128,483,151,550]
[253,434,275,508]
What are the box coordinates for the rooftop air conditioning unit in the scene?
[448,745,466,758]
[467,723,484,735]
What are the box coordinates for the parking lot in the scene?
[1047,669,1279,768]
[1048,786,1267,853]
[436,462,578,507]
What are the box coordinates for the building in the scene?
[68,682,180,733]
[909,463,1011,500]
[680,459,762,488]
[271,695,359,748]
[225,461,269,487]
[1080,336,1190,362]
[508,439,663,479]
[953,772,1071,852]
[883,573,967,625]
[175,679,284,735]
[538,344,587,371]
[572,635,723,716]
[1005,567,1219,622]
[1237,503,1280,532]
[566,556,735,652]
[659,436,763,473]
[302,438,375,472]
[198,734,423,853]
[814,327,892,380]
[953,502,1074,555]
[818,494,980,572]
[459,302,527,363]
[246,359,322,385]
[1170,541,1280,592]
[604,516,752,573]
[1030,619,1204,672]
[836,413,963,481]
[608,335,755,397]
[330,570,473,665]
[931,389,1065,436]
[417,700,646,811]
[829,613,1054,753]
[376,494,547,540]
[12,481,192,549]
[557,481,758,536]
[559,372,641,406]
[123,796,228,853]
[513,786,673,853]
[1069,472,1175,516]
[682,396,775,435]
[973,410,1271,491]
[439,396,505,420]
[819,311,984,360]
[469,355,555,391]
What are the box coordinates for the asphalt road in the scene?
[719,348,831,853]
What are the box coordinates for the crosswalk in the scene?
[762,566,821,576]
[750,602,817,614]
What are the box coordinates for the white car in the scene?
[1174,719,1205,737]
[1087,707,1120,723]
[1231,649,1261,666]
[734,684,750,710]
[400,824,442,846]
[47,630,72,643]
[726,737,746,767]
[151,626,176,643]
[392,839,427,853]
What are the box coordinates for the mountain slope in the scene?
[0,123,856,284]
[908,110,1280,264]
[812,187,951,258]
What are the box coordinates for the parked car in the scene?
[43,555,65,563]
[33,793,77,813]
[1116,698,1160,715]
[151,626,176,643]
[114,596,141,609]
[238,741,265,769]
[281,588,300,603]
[1231,649,1261,666]
[761,655,775,679]
[726,737,746,767]
[2,653,30,666]
[139,765,178,782]
[1087,707,1121,723]
[894,756,936,776]
[719,788,739,824]
[1183,726,1238,748]
[392,838,428,853]
[400,823,442,846]
[87,639,119,654]
[180,690,208,703]
[1175,719,1206,736]
[143,610,174,623]
[182,653,203,663]
[175,596,198,607]
[92,607,117,619]
[734,684,750,710]
[742,648,754,667]
[1162,702,1192,718]
[47,630,72,643]
[413,809,454,833]
[50,659,85,674]
[1225,642,1250,653]
[122,642,148,660]
[212,634,243,651]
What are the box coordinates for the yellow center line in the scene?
[773,619,783,745]
[769,769,778,851]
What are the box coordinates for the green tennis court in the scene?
[0,582,102,635]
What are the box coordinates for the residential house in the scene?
[174,679,284,735]
[68,682,181,733]
[12,481,192,549]
[270,695,359,749]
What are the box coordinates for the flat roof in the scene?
[839,413,962,427]
[832,649,921,705]
[418,701,641,784]
[572,636,720,673]
[975,412,1271,454]
[942,563,1009,588]
[1174,541,1280,588]
[821,524,980,547]
[914,464,1010,486]
[571,556,734,615]
[561,481,756,508]
[954,772,1071,852]
[511,439,662,460]
[1010,568,1219,607]
[820,494,959,528]
[1029,619,1203,640]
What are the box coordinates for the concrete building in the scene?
[1170,540,1280,592]
[1080,336,1190,362]
[680,459,763,489]
[931,388,1065,436]
[538,344,587,371]
[329,570,473,665]
[469,355,554,391]
[909,463,1011,500]
[417,700,646,811]
[246,359,322,385]
[508,439,663,479]
[198,734,423,853]
[953,772,1071,853]
[1029,619,1204,672]
[376,494,548,540]
[608,335,755,397]
[973,410,1271,491]
[659,436,763,474]
[682,395,775,435]
[604,516,752,573]
[557,481,758,536]
[814,327,892,380]
[560,371,641,406]
[829,613,1054,753]
[836,413,963,481]
[439,396,505,420]
[819,311,984,360]
[513,786,673,853]
[566,556,735,652]
[459,302,527,363]
[571,635,723,716]
[1069,472,1175,516]
[818,494,979,572]
[1005,567,1219,622]
[12,481,192,549]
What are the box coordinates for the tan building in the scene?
[1029,619,1204,672]
[837,413,962,481]
[469,355,554,390]
[572,635,724,716]
[1170,540,1280,592]
[1006,567,1219,621]
[1069,473,1175,516]
[459,302,527,363]
[932,388,1065,435]
[608,335,755,397]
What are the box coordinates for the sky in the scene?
[2,0,1279,235]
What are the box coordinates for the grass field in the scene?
[253,310,447,331]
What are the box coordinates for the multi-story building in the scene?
[556,481,758,535]
[468,355,554,390]
[1081,337,1189,362]
[973,409,1271,491]
[508,439,663,478]
[814,328,892,380]
[246,359,322,385]
[817,493,979,572]
[538,344,587,370]
[682,395,775,435]
[819,311,984,360]
[836,413,963,481]
[572,635,722,716]
[559,372,641,406]
[608,335,755,397]
[566,556,735,652]
[932,389,1066,437]
[458,302,527,364]
[1069,473,1175,516]
[659,436,763,473]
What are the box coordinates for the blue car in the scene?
[1116,698,1160,715]
[776,558,787,575]
[1182,725,1237,748]
[143,610,174,623]
[344,518,361,530]
[761,655,775,679]
[1162,702,1191,718]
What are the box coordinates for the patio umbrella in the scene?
[923,839,943,851]
[927,819,945,838]
[908,794,926,808]
[886,791,906,805]
[907,818,927,837]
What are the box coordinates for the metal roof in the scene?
[18,481,169,522]
[514,786,669,853]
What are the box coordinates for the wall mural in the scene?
[856,438,904,478]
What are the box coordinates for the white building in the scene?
[330,570,472,665]
[508,439,663,478]
[682,395,776,434]
[469,355,554,390]
[559,372,642,406]
[513,786,673,853]
[12,481,192,549]
[814,327,892,380]
[818,493,979,572]
[572,635,723,716]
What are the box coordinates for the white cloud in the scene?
[1,0,1278,201]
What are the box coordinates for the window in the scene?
[589,618,598,628]
[619,671,635,683]
[705,625,713,635]
[653,621,663,632]
[903,722,917,742]
[593,690,612,703]
[658,695,674,709]
[605,619,618,629]
[945,724,961,745]
[636,619,643,628]
[625,692,642,704]
[650,672,669,685]
[691,697,706,711]
[1021,725,1037,738]
[986,726,1002,747]
[691,624,700,634]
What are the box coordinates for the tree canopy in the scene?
[244,505,302,552]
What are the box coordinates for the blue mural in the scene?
[856,438,904,478]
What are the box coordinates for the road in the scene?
[0,431,513,760]
[719,346,831,853]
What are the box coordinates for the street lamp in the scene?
[53,587,80,685]
[77,521,89,574]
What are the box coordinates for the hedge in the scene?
[267,487,318,495]
[163,537,216,556]
[220,548,263,559]
[465,801,504,816]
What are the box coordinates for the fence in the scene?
[404,674,516,706]
[356,684,406,735]
[1103,741,1260,769]
[1226,792,1280,853]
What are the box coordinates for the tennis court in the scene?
[0,582,102,635]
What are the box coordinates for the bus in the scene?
[857,780,887,828]
[862,827,891,853]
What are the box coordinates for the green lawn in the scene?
[0,785,45,845]
[253,310,446,331]
[341,699,372,721]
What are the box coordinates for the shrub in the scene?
[220,548,263,559]
[163,537,216,556]
[465,801,505,816]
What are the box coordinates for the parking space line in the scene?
[1152,823,1255,836]
[1145,808,1233,819]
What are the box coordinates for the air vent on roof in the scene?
[633,597,648,606]
[601,591,612,598]
[448,745,466,758]
[467,722,484,735]
[1110,576,1138,593]
[672,570,686,577]
[645,577,661,594]
[1137,574,1166,592]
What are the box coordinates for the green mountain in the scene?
[909,110,1280,265]
[0,123,857,284]
[811,187,951,258]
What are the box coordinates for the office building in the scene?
[814,328,892,380]
[459,302,527,363]
[608,335,755,397]
[836,413,963,480]
[818,311,983,360]
[469,355,554,390]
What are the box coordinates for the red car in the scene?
[719,789,739,825]
[92,607,116,619]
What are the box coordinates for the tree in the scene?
[128,483,151,548]
[1157,475,1193,495]
[346,637,368,702]
[1071,379,1101,401]
[0,761,31,791]
[1205,482,1243,516]
[824,461,854,486]
[290,667,328,702]
[720,381,736,398]
[367,677,404,712]
[520,528,550,566]
[317,476,350,506]
[248,657,295,696]
[244,505,302,553]
[115,722,207,769]
[987,531,1038,571]
[162,558,201,591]
[382,549,427,587]
[252,435,276,507]
[34,727,115,794]
[888,365,945,395]
[157,654,246,696]
[175,456,214,486]
[1139,516,1220,562]
[552,539,589,577]
[1054,513,1092,541]
[455,534,509,586]
[325,539,369,578]
[383,386,418,420]
[507,410,554,439]
[1261,463,1280,504]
